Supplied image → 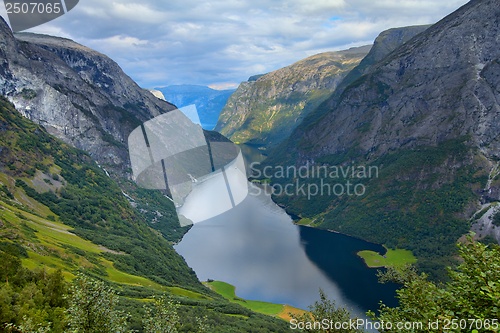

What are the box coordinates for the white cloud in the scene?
[97,35,149,50]
[284,0,347,15]
[110,2,167,23]
[2,0,471,88]
[209,83,239,90]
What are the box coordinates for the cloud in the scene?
[209,83,239,90]
[110,2,167,24]
[0,0,470,88]
[97,35,149,50]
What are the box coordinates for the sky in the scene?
[0,0,469,90]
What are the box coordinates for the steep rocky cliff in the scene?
[0,16,175,174]
[295,0,499,160]
[296,25,431,130]
[330,25,431,102]
[215,45,371,148]
[266,0,499,278]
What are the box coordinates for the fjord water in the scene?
[175,185,398,314]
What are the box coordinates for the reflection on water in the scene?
[175,186,397,315]
[239,143,267,170]
[299,227,398,311]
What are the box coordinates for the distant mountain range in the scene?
[155,85,235,130]
[215,46,371,149]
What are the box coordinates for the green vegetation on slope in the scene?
[268,138,488,280]
[205,281,307,320]
[357,247,417,268]
[0,96,200,290]
[216,48,370,149]
[370,238,500,333]
[0,96,294,332]
[222,90,333,148]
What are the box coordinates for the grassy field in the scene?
[100,258,166,289]
[165,286,212,300]
[0,182,208,301]
[205,280,307,320]
[296,218,313,226]
[357,246,417,268]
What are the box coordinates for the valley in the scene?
[175,185,399,315]
[0,97,292,332]
[1,0,499,331]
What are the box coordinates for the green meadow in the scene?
[205,280,306,320]
[357,246,417,268]
[0,181,207,299]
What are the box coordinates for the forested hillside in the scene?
[0,96,292,332]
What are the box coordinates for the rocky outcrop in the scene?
[149,89,167,101]
[215,45,371,148]
[294,0,499,161]
[331,25,431,102]
[0,17,175,175]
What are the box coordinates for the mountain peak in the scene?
[0,15,14,41]
[15,32,100,55]
[0,22,175,175]
[296,0,499,160]
[215,45,371,148]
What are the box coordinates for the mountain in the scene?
[156,85,235,130]
[0,16,294,331]
[0,16,196,245]
[283,25,432,132]
[265,0,500,278]
[0,77,292,333]
[0,16,176,175]
[326,25,431,106]
[215,45,371,149]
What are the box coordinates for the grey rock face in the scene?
[295,25,432,132]
[295,0,499,161]
[0,17,175,174]
[332,25,431,101]
[267,0,500,249]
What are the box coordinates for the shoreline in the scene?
[266,192,388,250]
[204,280,307,321]
[292,221,389,254]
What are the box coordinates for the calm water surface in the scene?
[174,186,398,315]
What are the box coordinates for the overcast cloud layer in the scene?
[1,0,469,89]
